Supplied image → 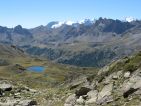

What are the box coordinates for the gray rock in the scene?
[97,83,113,100]
[124,71,130,78]
[97,83,113,104]
[0,102,16,106]
[0,83,12,91]
[96,95,113,105]
[85,90,98,104]
[122,75,141,98]
[65,94,77,106]
[17,100,37,106]
[76,96,84,105]
[0,98,19,106]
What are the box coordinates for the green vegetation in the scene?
[0,45,98,105]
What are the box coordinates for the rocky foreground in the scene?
[64,52,141,106]
[1,44,141,106]
[0,80,38,106]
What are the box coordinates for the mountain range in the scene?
[0,17,141,67]
[1,17,141,106]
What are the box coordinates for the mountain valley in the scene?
[1,17,141,106]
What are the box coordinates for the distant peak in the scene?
[78,19,94,24]
[64,21,74,25]
[14,25,22,29]
[49,19,95,29]
[125,17,135,22]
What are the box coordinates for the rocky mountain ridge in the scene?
[0,18,141,67]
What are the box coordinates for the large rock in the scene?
[17,100,37,106]
[0,102,17,106]
[124,71,130,78]
[76,96,84,105]
[98,83,113,100]
[64,94,77,106]
[85,90,98,104]
[97,83,113,104]
[96,95,113,105]
[122,74,141,98]
[112,71,122,80]
[0,83,12,91]
[0,98,19,106]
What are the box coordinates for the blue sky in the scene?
[0,0,140,28]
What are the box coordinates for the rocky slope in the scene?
[0,80,37,106]
[64,51,141,106]
[0,43,26,58]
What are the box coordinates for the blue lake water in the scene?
[27,66,45,72]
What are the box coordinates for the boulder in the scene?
[97,83,113,100]
[76,96,84,104]
[97,83,113,104]
[0,102,16,106]
[65,94,77,106]
[86,90,98,104]
[122,75,141,98]
[17,100,37,106]
[124,71,130,78]
[122,81,134,94]
[0,98,18,106]
[0,83,12,91]
[96,95,113,105]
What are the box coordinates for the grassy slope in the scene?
[0,44,98,105]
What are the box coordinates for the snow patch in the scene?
[125,17,135,22]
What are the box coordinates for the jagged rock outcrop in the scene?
[64,52,141,106]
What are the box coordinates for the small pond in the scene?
[27,66,45,72]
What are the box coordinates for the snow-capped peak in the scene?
[51,22,64,28]
[51,21,75,28]
[64,21,74,25]
[125,17,135,22]
[50,19,95,28]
